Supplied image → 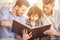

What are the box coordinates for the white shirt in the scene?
[41,9,60,40]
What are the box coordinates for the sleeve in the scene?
[19,15,26,24]
[50,36,58,40]
[50,9,60,40]
[50,20,59,40]
[50,22,58,40]
[0,7,12,20]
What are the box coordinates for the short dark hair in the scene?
[14,0,30,7]
[43,0,54,4]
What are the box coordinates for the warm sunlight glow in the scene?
[27,0,38,6]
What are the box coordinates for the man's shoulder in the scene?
[54,9,60,14]
[53,9,60,16]
[1,6,10,11]
[0,6,12,15]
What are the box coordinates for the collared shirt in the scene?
[41,9,60,40]
[51,9,60,40]
[0,6,15,38]
[26,19,43,28]
[0,6,26,38]
[0,6,13,20]
[13,15,26,24]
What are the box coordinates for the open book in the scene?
[12,20,51,39]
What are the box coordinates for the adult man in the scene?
[0,0,32,40]
[42,0,60,40]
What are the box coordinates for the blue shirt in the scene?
[0,6,13,20]
[13,15,26,24]
[0,6,26,38]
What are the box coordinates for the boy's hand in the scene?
[22,29,32,40]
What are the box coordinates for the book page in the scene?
[31,24,51,29]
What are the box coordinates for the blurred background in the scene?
[0,0,60,11]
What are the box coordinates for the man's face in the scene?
[17,5,27,16]
[43,4,54,14]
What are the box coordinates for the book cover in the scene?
[12,20,51,39]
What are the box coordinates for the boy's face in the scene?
[43,3,54,14]
[17,5,28,16]
[31,14,39,21]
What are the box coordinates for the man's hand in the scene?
[44,29,59,36]
[44,29,54,35]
